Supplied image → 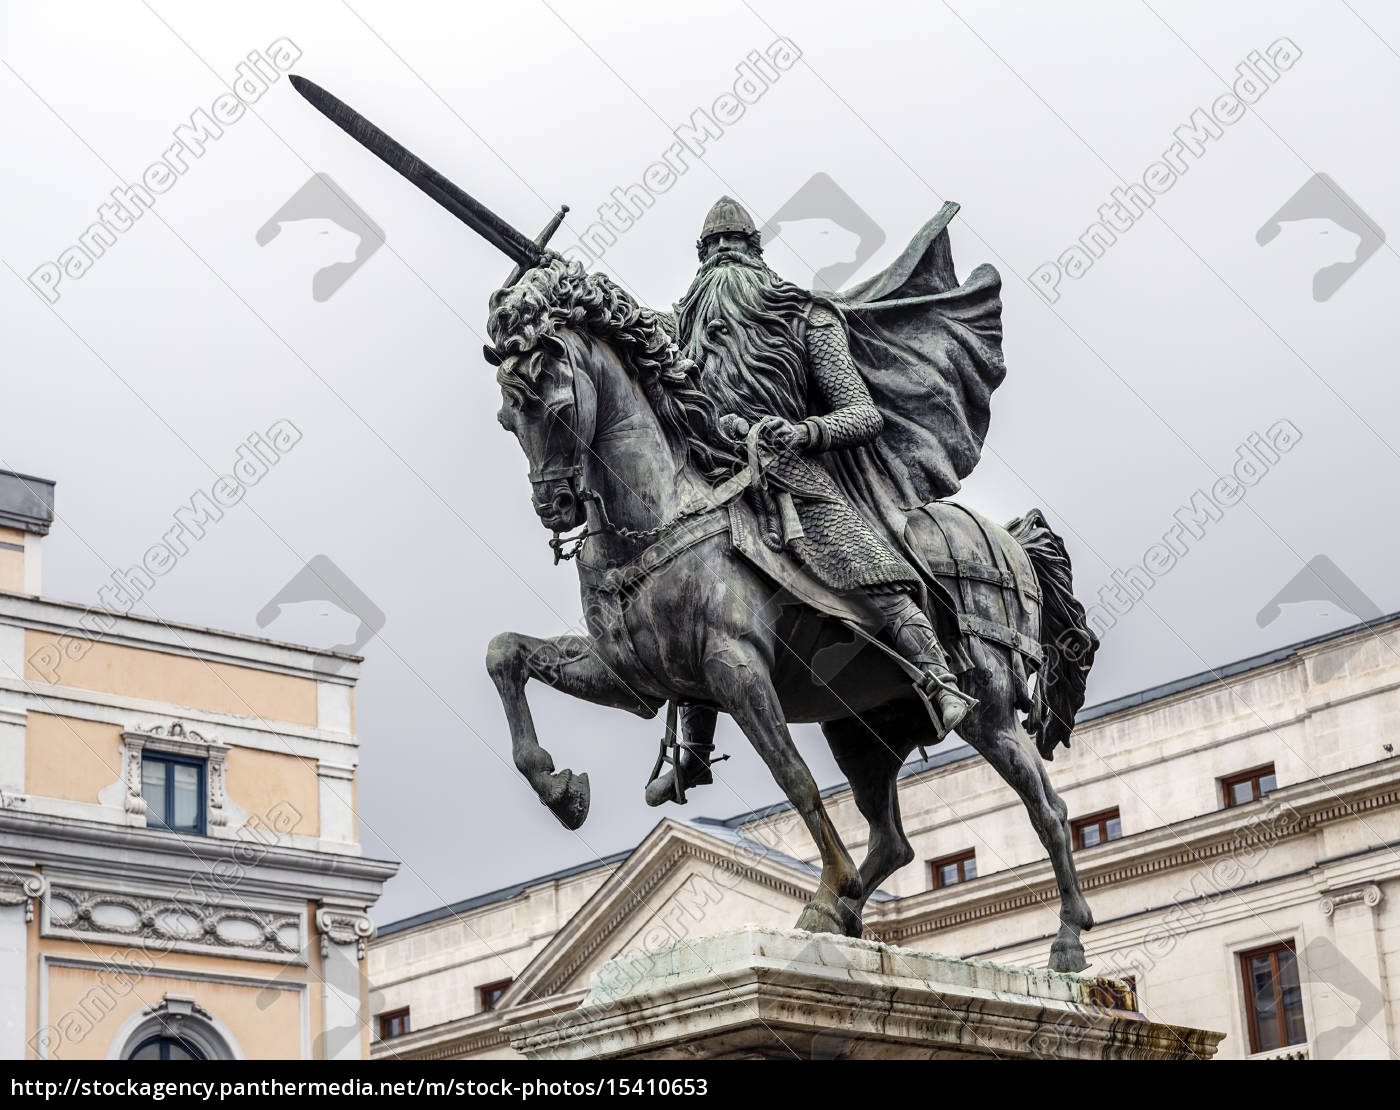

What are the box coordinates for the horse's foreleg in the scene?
[487,631,659,830]
[703,643,861,936]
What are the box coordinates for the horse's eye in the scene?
[497,408,512,430]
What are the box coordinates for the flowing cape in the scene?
[829,201,1005,509]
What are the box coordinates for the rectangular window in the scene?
[1071,808,1122,850]
[141,753,205,834]
[1240,942,1306,1054]
[929,850,977,890]
[1223,764,1277,808]
[479,979,512,1012]
[377,1008,410,1040]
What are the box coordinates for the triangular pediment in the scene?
[498,818,818,1005]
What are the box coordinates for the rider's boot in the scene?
[645,705,722,806]
[874,593,978,740]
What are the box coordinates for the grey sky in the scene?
[3,0,1397,926]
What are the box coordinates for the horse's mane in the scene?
[486,256,729,474]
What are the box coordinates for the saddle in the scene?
[728,494,1044,680]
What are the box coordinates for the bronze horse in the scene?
[483,259,1100,971]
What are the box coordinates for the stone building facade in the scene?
[369,612,1400,1061]
[0,468,397,1059]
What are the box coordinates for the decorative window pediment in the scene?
[112,995,238,1061]
[118,722,233,832]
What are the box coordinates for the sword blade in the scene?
[290,75,541,268]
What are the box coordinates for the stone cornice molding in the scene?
[0,808,398,900]
[867,759,1400,944]
[0,591,359,686]
[0,679,358,759]
[372,988,591,1062]
[316,761,357,781]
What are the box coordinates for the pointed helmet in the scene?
[696,196,762,258]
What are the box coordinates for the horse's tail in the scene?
[1007,508,1099,760]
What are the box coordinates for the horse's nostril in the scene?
[553,492,574,512]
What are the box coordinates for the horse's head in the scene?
[484,328,597,534]
[485,255,725,543]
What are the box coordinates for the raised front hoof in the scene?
[795,899,854,936]
[1048,928,1088,973]
[542,769,590,830]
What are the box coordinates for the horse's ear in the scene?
[482,344,502,367]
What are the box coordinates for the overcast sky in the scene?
[4,0,1397,926]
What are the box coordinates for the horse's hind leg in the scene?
[704,642,862,936]
[823,705,922,926]
[959,668,1093,972]
[487,631,659,829]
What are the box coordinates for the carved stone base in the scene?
[504,926,1224,1060]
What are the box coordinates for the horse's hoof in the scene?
[544,769,590,830]
[836,897,864,938]
[795,901,845,935]
[1049,927,1089,973]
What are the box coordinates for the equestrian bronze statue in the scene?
[294,77,1102,971]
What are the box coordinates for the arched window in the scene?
[109,996,239,1061]
[127,1034,206,1061]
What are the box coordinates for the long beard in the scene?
[676,252,811,427]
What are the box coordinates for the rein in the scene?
[544,362,782,565]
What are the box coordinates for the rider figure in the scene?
[645,197,977,805]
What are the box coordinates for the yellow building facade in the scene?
[0,468,397,1060]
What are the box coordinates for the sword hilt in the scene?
[503,204,570,288]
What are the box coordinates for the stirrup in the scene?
[646,702,728,805]
[913,672,978,744]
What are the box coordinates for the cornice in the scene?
[868,759,1400,944]
[0,591,359,685]
[0,807,399,900]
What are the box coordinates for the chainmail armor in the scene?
[752,302,918,593]
[804,305,884,450]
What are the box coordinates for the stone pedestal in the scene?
[504,926,1224,1060]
